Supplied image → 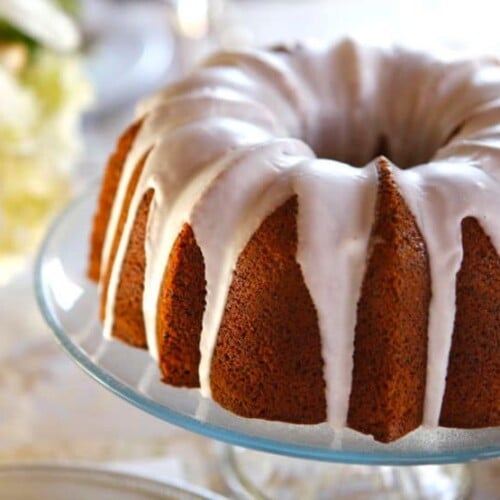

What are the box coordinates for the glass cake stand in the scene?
[35,186,500,499]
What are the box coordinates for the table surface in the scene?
[0,1,499,498]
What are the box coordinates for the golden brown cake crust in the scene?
[210,196,327,424]
[157,224,206,388]
[109,189,154,348]
[99,153,148,323]
[88,121,142,282]
[440,217,500,428]
[347,159,431,443]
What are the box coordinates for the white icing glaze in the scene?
[293,160,377,428]
[98,39,500,433]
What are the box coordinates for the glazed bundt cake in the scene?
[89,39,500,443]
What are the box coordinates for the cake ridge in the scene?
[394,161,500,426]
[192,140,313,397]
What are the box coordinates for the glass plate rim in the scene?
[0,462,223,499]
[34,186,500,465]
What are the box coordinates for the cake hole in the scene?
[373,134,391,160]
[307,118,464,170]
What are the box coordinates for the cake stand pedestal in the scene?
[219,446,471,499]
[35,187,499,499]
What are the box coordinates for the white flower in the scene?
[0,0,81,52]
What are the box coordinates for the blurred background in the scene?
[0,0,499,497]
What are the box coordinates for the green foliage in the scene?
[0,20,37,50]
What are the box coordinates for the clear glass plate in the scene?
[35,185,500,466]
[0,463,222,500]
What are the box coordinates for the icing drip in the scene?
[293,160,377,428]
[191,140,314,396]
[395,161,500,426]
[99,39,500,431]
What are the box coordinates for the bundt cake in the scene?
[88,39,500,443]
